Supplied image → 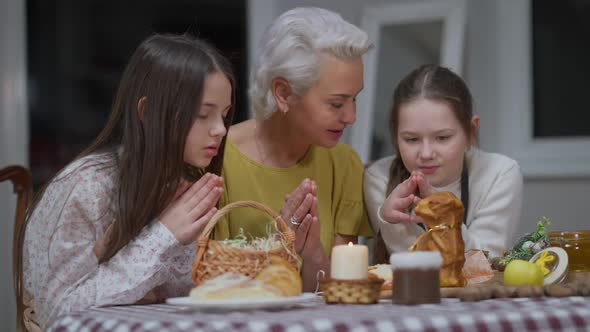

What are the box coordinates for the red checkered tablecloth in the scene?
[47,296,590,331]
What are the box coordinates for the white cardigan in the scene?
[363,149,523,258]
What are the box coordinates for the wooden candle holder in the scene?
[320,277,384,304]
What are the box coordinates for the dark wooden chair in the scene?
[0,165,33,332]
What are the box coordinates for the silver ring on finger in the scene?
[290,216,301,226]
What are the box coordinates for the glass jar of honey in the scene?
[549,230,590,272]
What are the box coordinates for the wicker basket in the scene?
[192,201,299,284]
[321,277,384,304]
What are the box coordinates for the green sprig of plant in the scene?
[531,216,551,242]
[499,216,553,266]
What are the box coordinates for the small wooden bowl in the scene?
[320,277,384,304]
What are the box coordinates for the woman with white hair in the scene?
[214,7,373,290]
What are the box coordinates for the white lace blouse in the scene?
[23,153,195,328]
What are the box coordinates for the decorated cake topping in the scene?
[534,250,557,276]
[529,247,569,285]
[390,251,443,270]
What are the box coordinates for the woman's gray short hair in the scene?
[250,7,372,119]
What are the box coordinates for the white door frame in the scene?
[351,0,467,163]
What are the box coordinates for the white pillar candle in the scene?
[330,242,368,280]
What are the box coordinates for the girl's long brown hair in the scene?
[373,64,476,264]
[25,34,236,263]
[386,64,476,196]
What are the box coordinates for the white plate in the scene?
[166,293,318,311]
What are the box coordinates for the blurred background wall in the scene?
[1,0,589,330]
[1,0,28,330]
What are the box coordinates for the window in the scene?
[532,0,590,138]
[495,1,590,177]
[27,0,247,188]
